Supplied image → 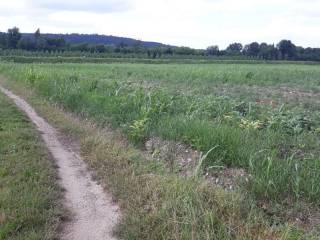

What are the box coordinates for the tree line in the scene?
[207,41,320,61]
[1,27,320,61]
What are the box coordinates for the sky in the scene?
[0,0,319,49]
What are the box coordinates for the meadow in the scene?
[1,61,320,238]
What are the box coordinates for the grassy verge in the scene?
[0,92,63,240]
[1,76,318,239]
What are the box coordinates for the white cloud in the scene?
[0,0,319,48]
[29,0,132,13]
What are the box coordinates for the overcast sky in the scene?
[1,0,319,49]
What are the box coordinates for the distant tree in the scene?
[294,47,320,61]
[152,51,157,59]
[174,46,196,55]
[133,40,142,51]
[34,28,41,39]
[0,32,7,48]
[206,45,219,55]
[46,37,66,51]
[71,43,89,52]
[33,28,48,50]
[164,47,173,55]
[7,27,22,48]
[277,40,296,60]
[258,43,278,60]
[243,42,260,57]
[94,44,106,53]
[35,37,48,50]
[17,37,36,50]
[226,42,243,54]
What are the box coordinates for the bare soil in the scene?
[145,137,250,190]
[145,137,200,176]
[0,85,120,240]
[215,84,320,103]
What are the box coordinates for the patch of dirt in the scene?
[277,86,320,99]
[215,84,320,103]
[204,168,250,191]
[0,86,120,240]
[145,137,250,190]
[145,137,200,176]
[0,213,6,225]
[258,198,320,232]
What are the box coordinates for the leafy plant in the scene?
[129,117,150,143]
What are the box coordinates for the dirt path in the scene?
[0,85,119,240]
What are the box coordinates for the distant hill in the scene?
[22,33,167,48]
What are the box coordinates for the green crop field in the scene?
[1,61,320,239]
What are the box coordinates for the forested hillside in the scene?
[22,33,166,47]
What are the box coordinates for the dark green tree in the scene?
[277,40,296,60]
[243,42,260,57]
[258,43,278,60]
[7,27,22,48]
[206,45,219,55]
[17,37,36,50]
[34,28,41,39]
[164,47,173,55]
[226,42,243,54]
[0,32,7,48]
[46,37,66,51]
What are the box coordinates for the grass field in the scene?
[1,61,320,238]
[0,92,63,240]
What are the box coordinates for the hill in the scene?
[22,33,167,47]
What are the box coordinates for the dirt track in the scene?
[0,85,119,240]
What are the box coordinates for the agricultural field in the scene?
[1,61,320,239]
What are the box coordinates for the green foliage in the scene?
[6,27,22,49]
[129,117,149,143]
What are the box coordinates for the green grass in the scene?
[2,62,320,89]
[0,92,63,240]
[1,61,320,237]
[1,62,319,203]
[2,79,316,239]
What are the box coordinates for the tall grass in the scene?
[1,63,320,205]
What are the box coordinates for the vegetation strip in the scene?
[0,91,63,240]
[0,85,120,240]
[1,66,319,238]
[1,27,320,62]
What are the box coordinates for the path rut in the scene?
[0,85,119,240]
